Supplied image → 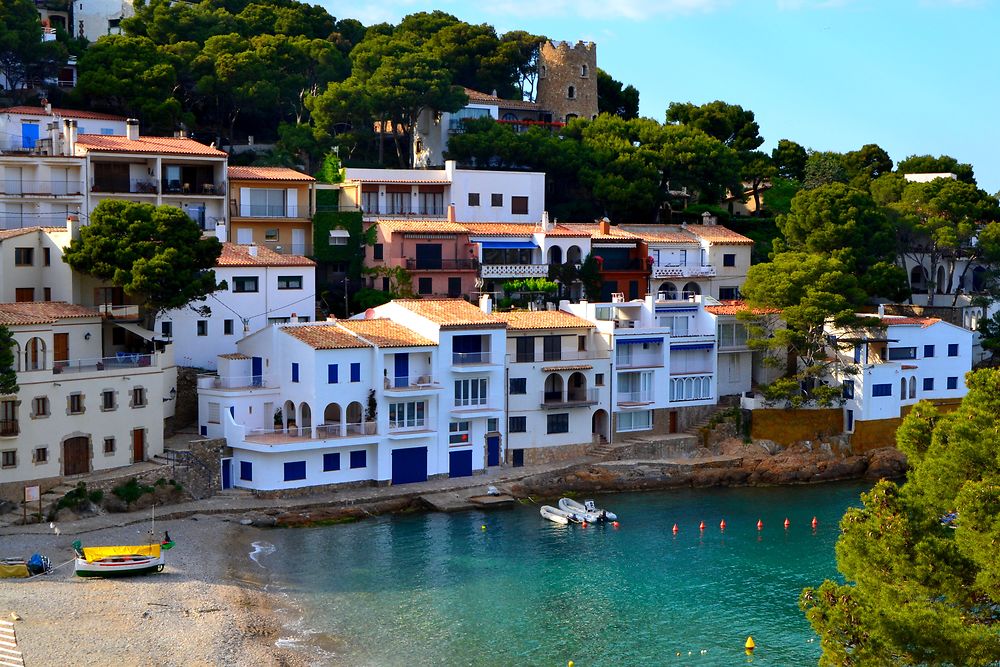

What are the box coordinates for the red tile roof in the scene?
[562,223,640,241]
[216,243,315,267]
[618,225,700,244]
[463,88,541,111]
[705,300,781,316]
[227,166,314,182]
[392,299,505,329]
[686,225,754,245]
[881,316,941,328]
[0,226,64,241]
[76,134,227,157]
[281,325,370,350]
[378,220,469,234]
[337,319,436,348]
[0,302,98,325]
[0,106,125,121]
[463,222,538,236]
[494,310,594,330]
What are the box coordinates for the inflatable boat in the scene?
[540,505,579,525]
[558,498,618,523]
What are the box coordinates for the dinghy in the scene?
[540,505,578,525]
[558,497,617,522]
[72,532,174,577]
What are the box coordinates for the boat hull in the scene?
[74,555,164,577]
[540,505,576,525]
[558,498,617,522]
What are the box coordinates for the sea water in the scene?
[257,482,870,666]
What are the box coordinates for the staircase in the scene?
[589,435,614,459]
[0,619,25,667]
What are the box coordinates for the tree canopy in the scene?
[63,200,225,327]
[596,68,639,119]
[665,100,764,153]
[802,368,1000,665]
[0,325,18,397]
[897,154,976,185]
[0,0,69,101]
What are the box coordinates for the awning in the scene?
[671,343,715,350]
[480,240,536,249]
[618,337,663,345]
[329,229,350,239]
[114,322,158,341]
[656,307,698,313]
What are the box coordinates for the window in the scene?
[373,243,384,260]
[511,196,529,215]
[515,337,535,362]
[723,253,736,267]
[323,452,340,472]
[32,396,49,417]
[328,364,339,384]
[854,345,862,363]
[14,248,33,266]
[449,421,470,445]
[487,418,499,432]
[581,64,588,77]
[567,85,576,99]
[102,390,116,411]
[948,344,959,357]
[277,275,302,290]
[15,288,34,302]
[595,373,605,387]
[509,416,527,433]
[718,322,748,348]
[328,232,348,246]
[389,401,426,429]
[132,387,146,407]
[350,450,367,469]
[718,287,740,300]
[265,228,279,241]
[43,287,51,301]
[491,193,503,207]
[207,402,220,424]
[923,377,934,391]
[381,278,390,292]
[924,345,935,358]
[224,319,234,336]
[842,380,854,399]
[161,321,173,338]
[233,276,259,293]
[576,336,587,353]
[509,378,526,394]
[2,450,16,468]
[455,378,488,407]
[34,447,47,464]
[240,460,252,481]
[947,376,958,390]
[547,413,569,434]
[104,437,115,454]
[283,461,307,482]
[887,347,917,361]
[543,335,561,361]
[350,362,360,382]
[68,393,84,414]
[418,277,433,295]
[43,248,51,266]
[291,363,299,383]
[245,188,286,217]
[468,192,480,207]
[618,410,652,432]
[197,320,208,336]
[871,383,892,397]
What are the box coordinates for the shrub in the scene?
[111,478,155,507]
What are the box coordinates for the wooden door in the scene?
[53,333,69,366]
[669,410,678,434]
[63,437,90,476]
[132,429,145,463]
[14,288,34,302]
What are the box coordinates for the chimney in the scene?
[479,294,493,314]
[44,101,52,115]
[248,244,257,256]
[541,210,553,232]
[62,119,77,155]
[48,122,59,154]
[701,211,716,226]
[66,213,81,240]
[126,118,140,141]
[877,304,885,317]
[447,203,456,224]
[290,313,298,324]
[599,216,610,236]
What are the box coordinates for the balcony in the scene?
[199,374,277,391]
[651,264,716,279]
[384,375,442,393]
[92,179,158,195]
[617,390,654,405]
[404,258,478,271]
[669,373,714,403]
[480,263,549,279]
[52,353,156,375]
[162,180,225,196]
[514,349,610,364]
[235,203,301,218]
[452,352,498,367]
[598,258,649,272]
[0,419,19,437]
[540,388,599,408]
[616,353,664,369]
[91,304,140,320]
[1,179,82,197]
[363,205,446,218]
[244,421,376,445]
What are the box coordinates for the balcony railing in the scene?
[2,180,83,196]
[404,258,478,271]
[365,205,446,217]
[244,421,377,444]
[617,390,654,404]
[652,264,716,279]
[263,241,311,256]
[92,179,158,194]
[669,373,713,402]
[480,264,549,279]
[599,258,648,271]
[162,181,224,196]
[513,349,610,363]
[0,419,19,437]
[541,388,599,407]
[389,418,428,432]
[385,375,440,390]
[236,204,300,218]
[201,374,276,390]
[452,352,497,365]
[53,354,155,375]
[616,353,664,369]
[91,304,140,320]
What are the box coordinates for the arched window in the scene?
[566,246,582,264]
[900,378,907,399]
[543,373,564,404]
[25,337,45,371]
[658,282,678,300]
[682,282,701,298]
[936,265,946,294]
[581,64,588,77]
[548,246,563,265]
[568,372,588,401]
[501,113,518,122]
[567,86,576,100]
[909,377,917,399]
[540,65,547,78]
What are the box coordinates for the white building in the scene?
[828,313,973,431]
[0,302,174,498]
[0,106,127,153]
[156,243,315,370]
[705,300,784,398]
[74,0,135,41]
[0,226,74,304]
[495,309,612,465]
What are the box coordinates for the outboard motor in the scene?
[584,500,597,513]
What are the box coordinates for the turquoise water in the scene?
[259,482,869,666]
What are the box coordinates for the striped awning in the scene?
[671,343,714,350]
[618,337,662,345]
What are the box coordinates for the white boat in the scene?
[72,531,174,577]
[540,505,578,525]
[558,498,618,522]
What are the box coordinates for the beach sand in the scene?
[0,515,306,666]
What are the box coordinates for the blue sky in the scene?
[325,0,1000,195]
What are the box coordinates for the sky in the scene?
[322,0,1000,195]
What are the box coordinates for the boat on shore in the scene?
[540,505,579,525]
[558,498,618,523]
[72,532,175,577]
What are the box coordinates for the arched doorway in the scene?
[566,246,582,265]
[549,246,563,265]
[63,436,90,475]
[25,337,45,370]
[657,282,678,300]
[282,399,295,430]
[910,265,926,292]
[568,372,588,402]
[347,401,363,434]
[323,402,342,437]
[298,402,312,435]
[682,282,701,298]
[936,265,946,294]
[543,373,564,404]
[592,409,609,442]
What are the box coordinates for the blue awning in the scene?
[618,337,663,345]
[671,343,715,350]
[480,240,536,249]
[656,306,698,313]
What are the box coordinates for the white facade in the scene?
[75,0,135,41]
[0,107,127,153]
[156,244,316,370]
[0,226,74,303]
[413,102,498,169]
[0,303,173,491]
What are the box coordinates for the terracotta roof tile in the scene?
[542,225,591,237]
[463,87,541,111]
[0,106,126,121]
[0,301,98,325]
[562,223,640,241]
[76,134,227,157]
[705,300,781,316]
[686,225,754,245]
[227,166,314,182]
[881,316,941,328]
[494,310,595,330]
[393,299,506,329]
[337,319,436,348]
[216,243,315,267]
[618,225,700,244]
[218,353,251,360]
[281,324,370,350]
[0,226,64,241]
[378,220,469,234]
[464,222,539,236]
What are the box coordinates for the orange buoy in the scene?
[720,519,726,530]
[672,523,679,534]
[699,521,705,531]
[581,521,588,528]
[612,521,620,528]
[784,518,791,529]
[811,516,818,528]
[757,519,763,530]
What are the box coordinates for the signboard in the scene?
[24,486,39,503]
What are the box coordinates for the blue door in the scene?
[449,450,473,478]
[394,353,409,388]
[486,435,500,467]
[391,447,427,485]
[221,458,232,489]
[21,123,39,149]
[251,357,263,386]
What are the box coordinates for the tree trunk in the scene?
[378,118,385,165]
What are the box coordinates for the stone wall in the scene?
[173,366,202,431]
[536,41,598,123]
[750,407,843,446]
[850,398,962,453]
[517,442,591,466]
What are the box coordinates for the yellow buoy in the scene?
[568,662,574,667]
[745,635,756,651]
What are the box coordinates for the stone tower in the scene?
[535,40,599,124]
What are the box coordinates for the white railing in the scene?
[617,390,654,404]
[92,304,141,319]
[616,353,664,369]
[452,352,498,365]
[480,264,549,278]
[652,265,716,279]
[245,421,376,443]
[384,375,440,390]
[669,374,713,402]
[200,374,276,390]
[1,179,83,196]
[514,349,611,363]
[389,418,428,431]
[53,354,155,374]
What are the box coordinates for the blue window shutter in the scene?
[350,362,361,382]
[350,450,366,468]
[240,461,252,481]
[923,377,934,391]
[292,362,299,382]
[323,452,340,471]
[871,383,892,397]
[328,364,338,383]
[924,345,935,358]
[283,461,306,481]
[948,344,959,357]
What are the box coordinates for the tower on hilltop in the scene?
[535,40,598,124]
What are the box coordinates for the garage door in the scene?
[449,450,472,478]
[391,446,427,485]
